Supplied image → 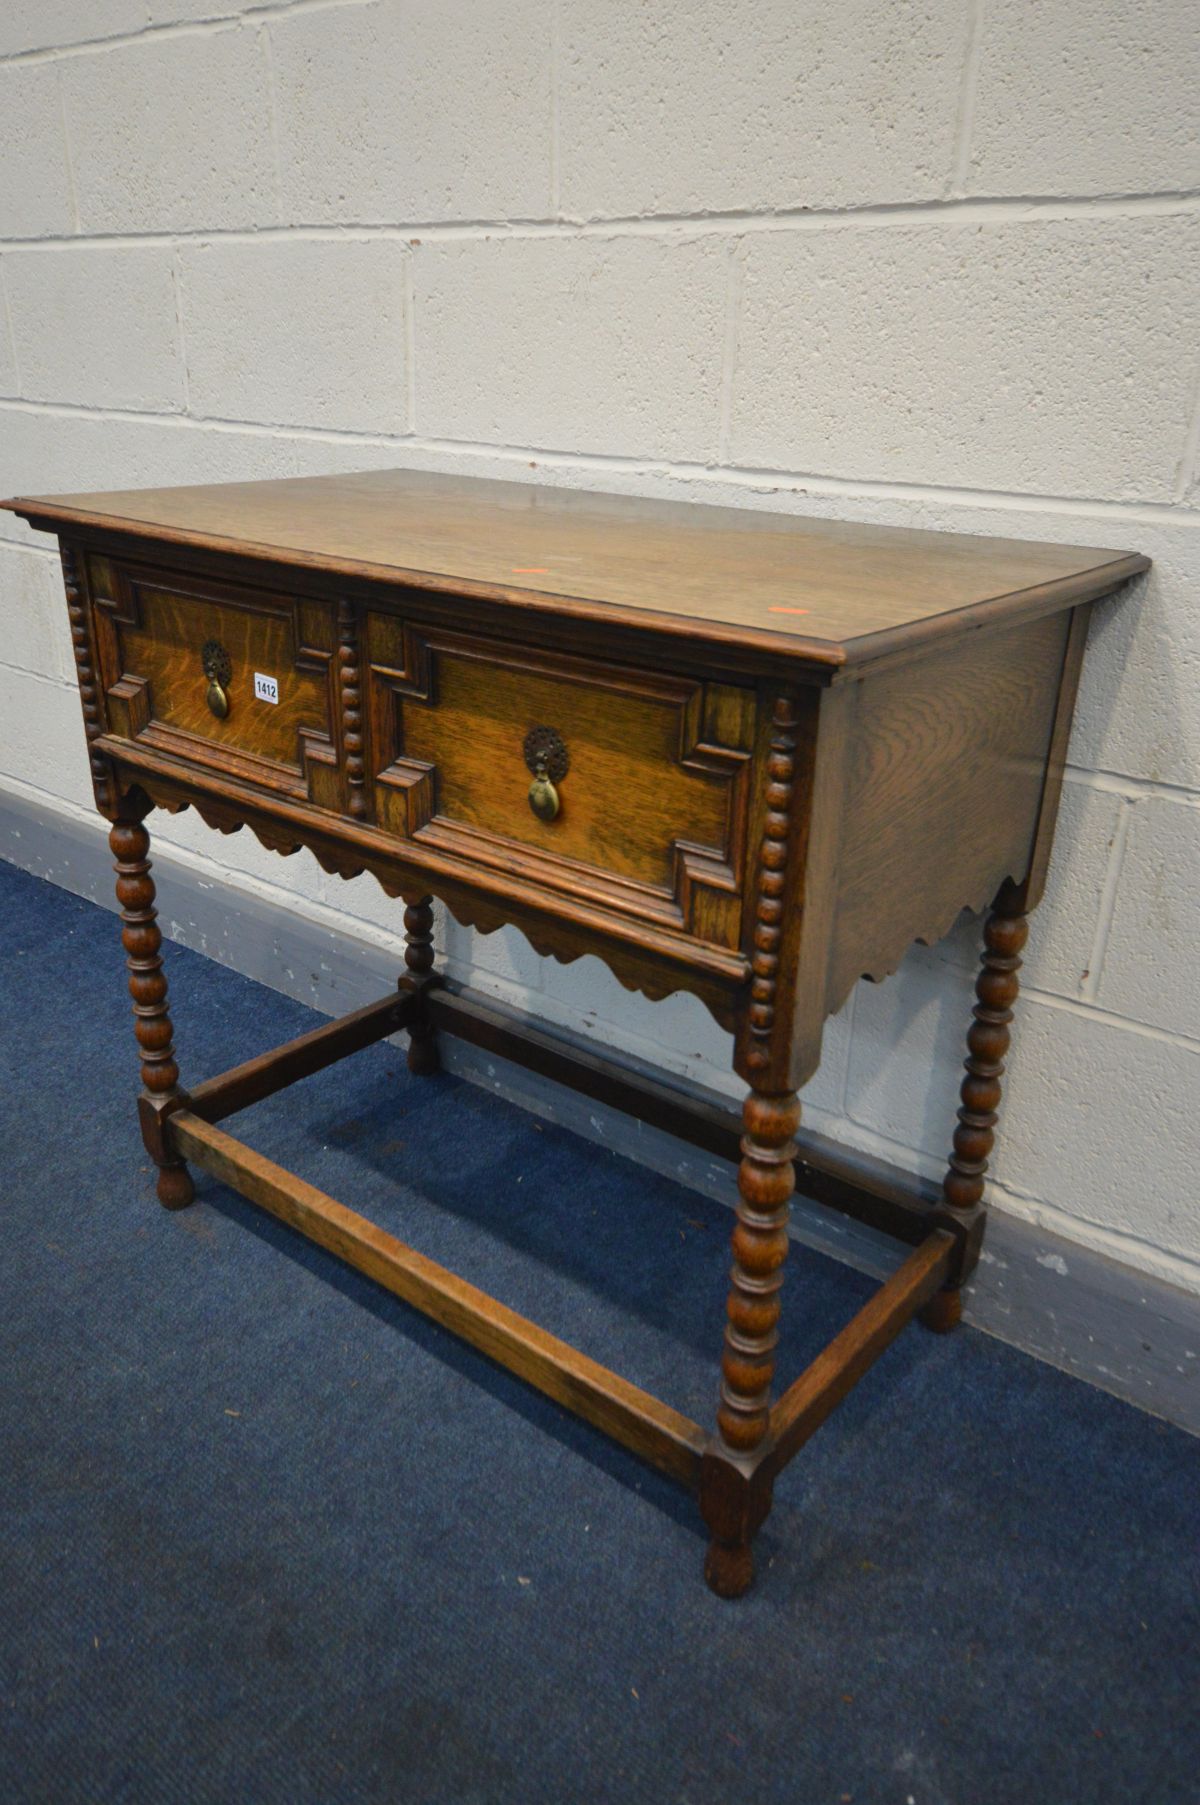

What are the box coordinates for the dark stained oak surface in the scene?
[4,468,1147,668]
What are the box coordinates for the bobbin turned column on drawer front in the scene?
[84,553,342,809]
[361,609,758,953]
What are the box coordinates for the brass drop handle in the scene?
[524,726,568,824]
[201,639,232,720]
[528,760,560,822]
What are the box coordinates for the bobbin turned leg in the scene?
[701,1087,800,1598]
[402,895,440,1077]
[700,689,805,1596]
[920,888,1028,1332]
[110,807,193,1210]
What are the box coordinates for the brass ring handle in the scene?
[201,639,232,720]
[524,726,568,823]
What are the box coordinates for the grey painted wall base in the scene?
[3,783,1197,1437]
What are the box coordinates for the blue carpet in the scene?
[0,853,1196,1804]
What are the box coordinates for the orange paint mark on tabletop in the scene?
[767,605,811,616]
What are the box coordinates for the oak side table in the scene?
[3,470,1147,1596]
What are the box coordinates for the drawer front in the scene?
[88,555,338,802]
[365,616,755,949]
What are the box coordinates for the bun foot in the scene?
[919,1288,963,1334]
[704,1540,755,1599]
[406,1029,440,1078]
[156,1163,195,1211]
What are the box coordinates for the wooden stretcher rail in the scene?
[187,989,416,1124]
[762,1231,955,1482]
[169,1109,709,1489]
[180,979,950,1262]
[427,982,945,1249]
[164,991,957,1511]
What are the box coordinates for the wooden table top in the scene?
[4,467,1148,670]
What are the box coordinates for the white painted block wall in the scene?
[1,0,1197,1297]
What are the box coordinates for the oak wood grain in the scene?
[368,614,753,946]
[3,468,1148,671]
[828,610,1068,1011]
[90,555,338,804]
[116,584,331,768]
[396,642,742,891]
[19,467,1152,1601]
[95,742,748,1027]
[1007,603,1092,915]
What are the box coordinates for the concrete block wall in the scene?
[1,0,1198,1300]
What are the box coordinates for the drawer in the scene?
[87,555,339,803]
[364,617,756,950]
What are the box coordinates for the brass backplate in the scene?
[523,725,569,782]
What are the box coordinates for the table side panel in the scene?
[828,609,1073,1011]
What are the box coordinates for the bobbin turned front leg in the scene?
[920,889,1028,1332]
[701,1087,799,1598]
[110,808,193,1210]
[402,895,440,1077]
[699,688,806,1597]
